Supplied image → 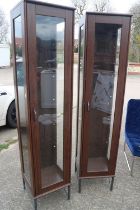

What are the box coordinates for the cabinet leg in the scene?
[75,162,77,173]
[34,198,37,210]
[78,179,82,193]
[67,185,71,200]
[23,178,26,190]
[110,177,114,191]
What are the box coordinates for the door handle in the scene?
[87,101,90,112]
[33,108,37,121]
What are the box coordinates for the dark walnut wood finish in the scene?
[76,13,131,189]
[11,0,74,205]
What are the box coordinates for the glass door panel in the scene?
[77,25,84,170]
[87,23,122,172]
[36,15,65,188]
[14,16,31,183]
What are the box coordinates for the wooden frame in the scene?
[11,1,35,194]
[76,12,131,191]
[11,1,74,208]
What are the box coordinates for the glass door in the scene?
[36,15,65,188]
[27,4,73,194]
[87,23,122,173]
[13,14,32,185]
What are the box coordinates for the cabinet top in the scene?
[86,12,132,17]
[79,12,132,25]
[23,0,75,10]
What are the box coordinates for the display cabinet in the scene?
[11,1,74,209]
[76,12,131,192]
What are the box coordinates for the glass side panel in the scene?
[77,25,84,171]
[14,16,31,183]
[87,23,122,172]
[36,15,65,188]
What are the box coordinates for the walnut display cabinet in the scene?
[76,12,131,192]
[11,1,74,209]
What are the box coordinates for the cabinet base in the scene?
[78,176,115,193]
[24,184,71,210]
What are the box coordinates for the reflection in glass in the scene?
[14,16,31,183]
[36,16,65,187]
[87,24,122,172]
